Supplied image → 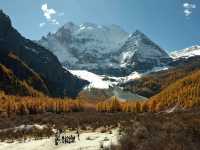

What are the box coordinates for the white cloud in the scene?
[39,22,46,27]
[41,3,60,26]
[184,9,192,16]
[183,2,196,17]
[51,19,60,25]
[41,3,56,20]
[183,3,196,9]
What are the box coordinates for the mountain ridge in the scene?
[171,45,200,59]
[39,22,172,77]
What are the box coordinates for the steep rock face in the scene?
[118,30,172,73]
[0,10,88,97]
[39,23,171,76]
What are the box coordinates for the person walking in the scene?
[76,128,80,141]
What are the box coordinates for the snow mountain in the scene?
[170,45,200,59]
[39,22,171,76]
[118,30,171,74]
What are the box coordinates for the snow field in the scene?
[0,129,119,150]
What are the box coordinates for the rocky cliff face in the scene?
[118,30,171,74]
[0,10,88,97]
[39,23,171,76]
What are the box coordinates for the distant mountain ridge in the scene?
[170,45,200,59]
[0,10,88,97]
[39,22,172,76]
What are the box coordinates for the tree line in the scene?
[96,70,200,113]
[1,70,200,117]
[0,91,83,117]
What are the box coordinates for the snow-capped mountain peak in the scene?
[79,22,98,28]
[38,23,171,76]
[119,30,171,69]
[170,45,200,59]
[129,30,145,38]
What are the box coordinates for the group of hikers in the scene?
[54,129,80,146]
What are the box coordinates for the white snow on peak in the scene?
[128,33,133,38]
[120,51,135,67]
[170,45,200,59]
[79,26,86,31]
[39,22,129,66]
[78,23,96,31]
[39,24,170,75]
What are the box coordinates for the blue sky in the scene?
[0,0,199,52]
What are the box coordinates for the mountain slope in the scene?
[39,23,171,76]
[0,10,88,97]
[149,69,200,111]
[122,56,200,98]
[0,49,48,96]
[0,63,43,96]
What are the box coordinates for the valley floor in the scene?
[0,110,200,150]
[0,129,118,150]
